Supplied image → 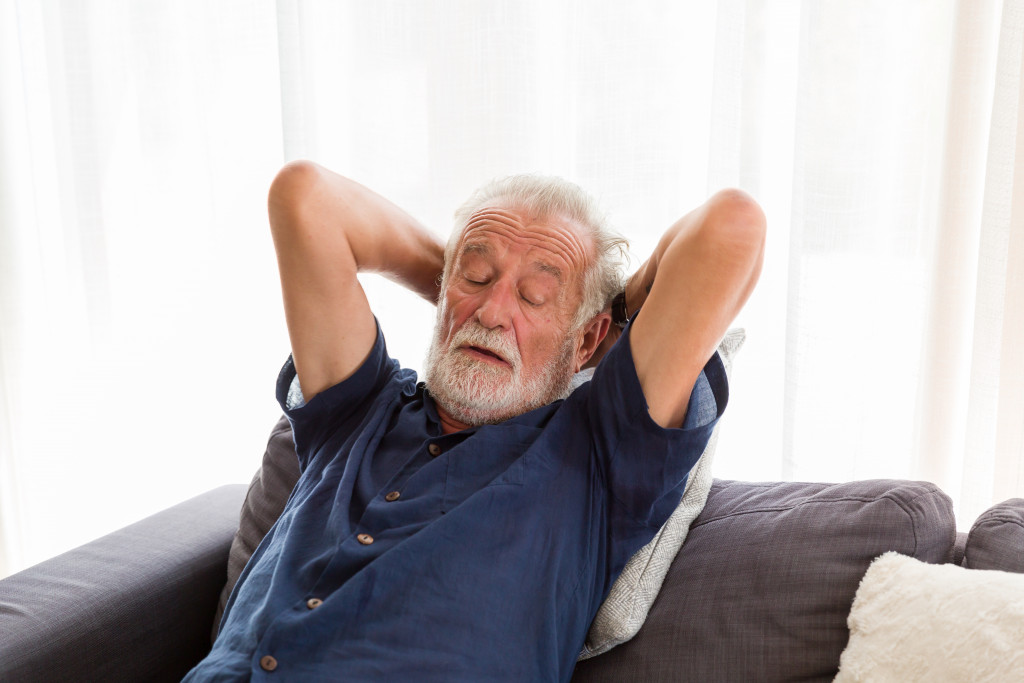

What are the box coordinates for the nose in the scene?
[474,280,516,331]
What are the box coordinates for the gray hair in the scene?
[445,174,629,330]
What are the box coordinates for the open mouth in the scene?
[462,345,509,366]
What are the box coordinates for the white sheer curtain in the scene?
[1,0,1021,577]
[0,0,289,576]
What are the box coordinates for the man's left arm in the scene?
[624,189,765,428]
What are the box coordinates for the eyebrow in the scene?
[460,241,564,284]
[534,261,563,283]
[461,242,491,257]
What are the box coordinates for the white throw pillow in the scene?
[578,327,745,659]
[835,551,1024,682]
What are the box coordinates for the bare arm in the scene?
[268,161,445,403]
[616,189,766,428]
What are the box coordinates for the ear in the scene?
[574,312,611,372]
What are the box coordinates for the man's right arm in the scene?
[268,161,445,404]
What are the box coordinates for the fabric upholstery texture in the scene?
[579,328,744,658]
[0,485,246,683]
[570,478,956,683]
[952,531,968,566]
[214,415,299,632]
[835,551,1024,682]
[963,498,1024,573]
[215,330,744,652]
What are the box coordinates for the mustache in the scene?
[449,322,521,370]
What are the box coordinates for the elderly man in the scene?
[185,163,765,681]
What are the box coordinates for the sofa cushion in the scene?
[213,415,298,634]
[964,498,1024,573]
[570,479,956,683]
[835,551,1024,681]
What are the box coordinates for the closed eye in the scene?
[520,292,542,307]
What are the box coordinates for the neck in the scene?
[436,403,472,434]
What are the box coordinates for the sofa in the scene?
[2,434,1023,681]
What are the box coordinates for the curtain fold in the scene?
[0,0,287,577]
[0,0,1021,577]
[962,0,1024,522]
[912,0,998,522]
[782,0,956,484]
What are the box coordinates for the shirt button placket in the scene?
[385,490,400,502]
[357,533,374,545]
[428,443,442,457]
[259,655,278,672]
[306,597,322,609]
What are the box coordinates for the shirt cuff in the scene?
[677,349,728,432]
[681,367,717,431]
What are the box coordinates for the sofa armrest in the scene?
[0,484,246,683]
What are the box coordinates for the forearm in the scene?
[621,242,660,321]
[589,211,700,367]
[325,174,445,304]
[624,192,761,328]
[269,161,445,304]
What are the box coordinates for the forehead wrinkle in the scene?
[461,209,591,273]
[459,235,565,288]
[467,206,525,224]
[461,224,581,280]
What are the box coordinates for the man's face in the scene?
[424,204,593,426]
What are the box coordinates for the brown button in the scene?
[306,597,322,609]
[428,443,442,456]
[357,533,374,545]
[260,655,278,672]
[385,491,401,502]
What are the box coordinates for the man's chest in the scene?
[331,412,555,523]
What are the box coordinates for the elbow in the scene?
[705,188,766,248]
[701,188,766,272]
[267,160,327,232]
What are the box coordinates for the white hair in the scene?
[444,174,629,329]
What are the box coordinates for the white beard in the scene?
[423,308,577,426]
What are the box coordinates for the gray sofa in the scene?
[2,423,1023,682]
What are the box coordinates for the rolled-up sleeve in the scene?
[583,322,728,529]
[274,320,400,470]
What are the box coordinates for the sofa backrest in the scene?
[571,478,957,682]
[964,498,1024,573]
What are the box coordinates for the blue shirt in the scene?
[186,321,726,682]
